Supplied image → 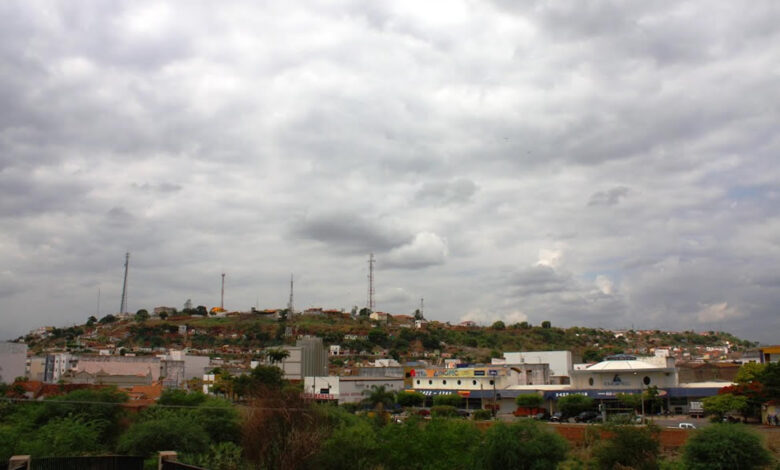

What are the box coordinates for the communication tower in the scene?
[119,252,129,314]
[367,253,375,312]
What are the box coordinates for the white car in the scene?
[677,422,696,429]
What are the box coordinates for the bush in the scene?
[433,393,463,407]
[118,415,210,457]
[431,405,459,418]
[472,409,493,420]
[592,425,660,470]
[515,394,544,408]
[473,420,568,470]
[557,394,595,418]
[682,424,772,470]
[397,391,425,408]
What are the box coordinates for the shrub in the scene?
[396,391,425,408]
[557,394,595,417]
[515,394,544,408]
[591,424,660,470]
[473,420,568,470]
[682,424,772,470]
[431,405,459,418]
[472,409,493,420]
[433,393,463,407]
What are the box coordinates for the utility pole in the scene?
[420,298,424,318]
[119,252,129,314]
[367,253,375,312]
[220,273,226,310]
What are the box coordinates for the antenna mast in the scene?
[420,297,424,318]
[287,274,294,315]
[367,253,375,312]
[119,252,129,314]
[220,273,226,310]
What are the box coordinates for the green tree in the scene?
[491,321,506,330]
[196,305,208,316]
[250,365,285,389]
[86,315,97,326]
[315,419,379,470]
[617,392,642,411]
[515,394,544,408]
[758,361,780,400]
[98,314,117,324]
[413,309,424,320]
[557,394,595,418]
[135,309,150,322]
[158,311,168,320]
[473,420,568,470]
[735,362,766,384]
[433,393,463,408]
[396,391,425,408]
[118,414,211,457]
[17,417,105,457]
[264,348,290,364]
[541,320,552,328]
[682,424,772,470]
[367,329,389,347]
[591,424,660,470]
[358,307,371,317]
[702,393,748,420]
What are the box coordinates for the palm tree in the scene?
[362,385,396,412]
[264,348,290,365]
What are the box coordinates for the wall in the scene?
[0,342,27,383]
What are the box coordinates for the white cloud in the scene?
[384,232,448,269]
[697,302,744,323]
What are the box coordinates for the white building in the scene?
[497,351,573,384]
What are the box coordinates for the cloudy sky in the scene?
[2,1,779,344]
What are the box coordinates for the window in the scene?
[472,380,477,385]
[428,380,432,385]
[489,380,494,385]
[416,380,420,385]
[457,380,461,385]
[643,376,651,385]
[588,377,594,386]
[443,380,447,385]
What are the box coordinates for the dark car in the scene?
[532,411,551,420]
[574,411,601,423]
[549,412,565,422]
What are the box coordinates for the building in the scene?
[0,342,27,384]
[677,362,740,383]
[304,375,406,404]
[497,351,573,384]
[410,363,550,411]
[759,345,780,364]
[44,353,75,383]
[570,354,678,391]
[276,337,328,381]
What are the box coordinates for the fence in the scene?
[161,461,206,470]
[24,456,144,470]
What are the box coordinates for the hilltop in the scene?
[18,309,756,364]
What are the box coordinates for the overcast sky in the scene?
[1,1,779,344]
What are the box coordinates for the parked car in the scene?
[574,411,601,423]
[677,422,696,429]
[532,411,551,420]
[549,411,565,422]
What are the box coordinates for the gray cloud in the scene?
[0,0,778,343]
[588,187,630,207]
